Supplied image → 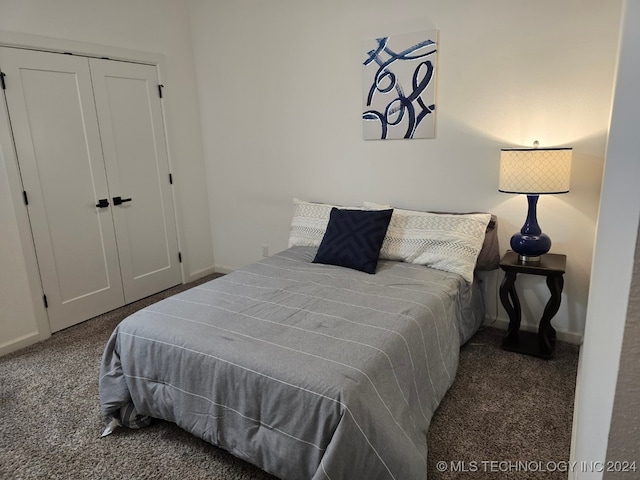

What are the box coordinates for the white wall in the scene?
[571,0,640,476]
[188,0,623,338]
[0,0,214,353]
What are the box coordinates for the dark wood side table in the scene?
[499,250,566,359]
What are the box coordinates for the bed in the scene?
[99,200,499,480]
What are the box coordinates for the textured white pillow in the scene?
[288,198,359,248]
[363,202,491,282]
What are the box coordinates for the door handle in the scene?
[96,199,110,208]
[112,196,132,206]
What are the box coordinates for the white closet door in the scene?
[89,58,181,303]
[0,47,125,331]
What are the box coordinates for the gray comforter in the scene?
[99,246,483,480]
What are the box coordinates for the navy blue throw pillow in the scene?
[312,208,393,274]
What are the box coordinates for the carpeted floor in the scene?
[0,274,579,480]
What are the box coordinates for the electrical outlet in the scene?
[261,244,269,257]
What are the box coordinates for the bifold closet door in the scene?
[89,58,181,304]
[0,47,125,331]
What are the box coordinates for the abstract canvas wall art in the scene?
[362,30,438,140]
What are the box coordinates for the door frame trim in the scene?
[0,94,50,350]
[0,31,186,352]
[0,31,164,64]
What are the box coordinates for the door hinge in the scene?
[0,72,6,90]
[22,191,29,205]
[158,84,164,98]
[169,173,173,184]
[178,252,182,263]
[43,294,48,308]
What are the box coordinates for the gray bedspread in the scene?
[99,246,483,480]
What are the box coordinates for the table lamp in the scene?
[498,143,572,264]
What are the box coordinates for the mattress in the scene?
[99,246,484,480]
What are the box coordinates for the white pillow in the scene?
[288,198,359,248]
[363,202,491,282]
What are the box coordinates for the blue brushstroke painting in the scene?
[362,31,437,140]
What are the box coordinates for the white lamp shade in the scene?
[499,147,572,194]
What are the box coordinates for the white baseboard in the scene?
[186,265,219,283]
[0,330,49,357]
[212,265,234,274]
[485,315,583,345]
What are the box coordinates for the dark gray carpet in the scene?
[0,274,579,479]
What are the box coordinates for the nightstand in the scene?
[499,250,566,359]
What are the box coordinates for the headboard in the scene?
[477,214,500,271]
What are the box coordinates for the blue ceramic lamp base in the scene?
[511,195,552,264]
